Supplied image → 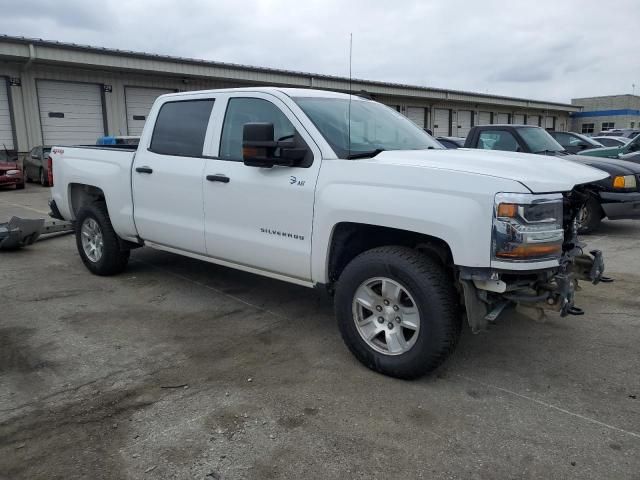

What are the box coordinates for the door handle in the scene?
[206,174,230,183]
[135,166,153,174]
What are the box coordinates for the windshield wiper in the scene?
[347,148,386,159]
[534,149,565,156]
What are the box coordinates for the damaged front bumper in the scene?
[460,248,612,333]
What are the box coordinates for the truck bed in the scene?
[49,145,138,241]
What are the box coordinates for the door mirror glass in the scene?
[242,122,307,168]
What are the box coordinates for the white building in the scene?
[0,35,579,153]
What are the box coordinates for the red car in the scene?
[0,149,25,190]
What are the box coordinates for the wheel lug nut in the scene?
[387,322,394,329]
[376,305,383,312]
[395,317,401,323]
[383,300,390,306]
[377,317,384,323]
[393,305,399,311]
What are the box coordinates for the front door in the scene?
[202,93,322,282]
[132,97,215,254]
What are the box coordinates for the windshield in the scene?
[517,127,564,153]
[293,97,442,158]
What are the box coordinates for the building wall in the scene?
[571,94,640,133]
[0,60,572,152]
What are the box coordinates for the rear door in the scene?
[433,109,450,136]
[132,96,215,254]
[37,80,105,145]
[456,110,472,137]
[406,107,425,129]
[125,87,175,135]
[202,92,322,282]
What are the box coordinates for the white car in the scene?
[49,87,609,378]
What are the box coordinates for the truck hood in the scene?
[370,149,608,193]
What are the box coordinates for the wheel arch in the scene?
[325,222,454,286]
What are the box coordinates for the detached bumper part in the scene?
[460,250,611,332]
[0,216,74,249]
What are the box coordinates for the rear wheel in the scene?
[335,246,461,379]
[39,168,49,187]
[75,203,130,275]
[577,196,603,234]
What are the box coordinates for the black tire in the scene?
[39,168,49,187]
[15,179,25,190]
[335,246,461,379]
[24,168,31,183]
[577,196,603,234]
[75,203,130,276]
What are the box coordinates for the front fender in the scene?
[310,161,530,283]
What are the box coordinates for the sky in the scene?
[0,0,638,103]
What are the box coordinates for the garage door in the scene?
[405,107,425,129]
[433,109,450,136]
[38,80,105,146]
[0,79,14,150]
[513,113,525,125]
[478,111,491,126]
[125,87,174,135]
[496,113,509,124]
[544,116,555,130]
[526,115,540,126]
[456,110,472,138]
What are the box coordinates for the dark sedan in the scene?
[24,145,52,186]
[548,131,604,154]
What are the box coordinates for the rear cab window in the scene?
[478,130,519,151]
[150,99,215,157]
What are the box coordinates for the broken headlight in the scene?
[492,193,564,262]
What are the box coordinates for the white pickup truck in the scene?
[49,87,610,379]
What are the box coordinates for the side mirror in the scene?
[242,123,307,168]
[31,154,40,160]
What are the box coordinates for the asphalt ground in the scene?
[1,183,639,479]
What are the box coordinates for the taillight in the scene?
[47,156,54,186]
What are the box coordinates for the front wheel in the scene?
[577,196,603,234]
[335,246,461,379]
[75,203,130,276]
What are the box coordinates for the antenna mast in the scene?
[348,33,353,159]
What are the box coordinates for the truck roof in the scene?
[159,87,356,101]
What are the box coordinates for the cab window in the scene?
[478,131,519,151]
[219,98,298,161]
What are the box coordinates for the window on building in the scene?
[219,98,298,161]
[601,122,615,131]
[631,122,635,128]
[581,123,595,134]
[150,100,214,157]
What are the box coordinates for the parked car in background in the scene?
[598,128,640,138]
[0,148,24,190]
[24,145,52,186]
[464,125,640,233]
[436,136,465,149]
[580,132,640,161]
[548,131,603,154]
[592,136,631,148]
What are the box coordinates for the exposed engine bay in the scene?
[460,185,613,333]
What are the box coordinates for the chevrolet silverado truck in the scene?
[49,88,610,379]
[464,124,640,233]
